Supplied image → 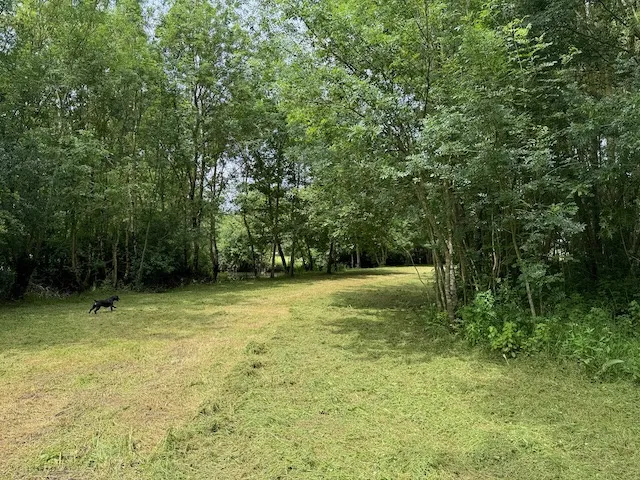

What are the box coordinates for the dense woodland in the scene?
[2,0,640,370]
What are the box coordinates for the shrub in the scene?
[522,320,554,354]
[461,290,499,346]
[488,321,525,357]
[561,323,613,370]
[459,292,640,381]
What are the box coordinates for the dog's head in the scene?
[111,295,120,302]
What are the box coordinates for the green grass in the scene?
[1,267,639,479]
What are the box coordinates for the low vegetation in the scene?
[462,291,640,382]
[2,268,639,479]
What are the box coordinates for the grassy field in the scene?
[1,267,640,479]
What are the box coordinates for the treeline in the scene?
[0,0,413,299]
[2,0,640,336]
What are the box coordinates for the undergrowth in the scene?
[461,291,640,381]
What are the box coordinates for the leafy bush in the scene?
[460,292,640,381]
[488,321,525,357]
[561,323,613,369]
[461,291,499,346]
[461,291,528,356]
[522,320,554,354]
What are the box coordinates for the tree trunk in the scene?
[380,246,387,266]
[356,243,361,268]
[124,222,131,282]
[112,229,119,288]
[442,233,458,326]
[193,237,200,275]
[278,242,287,272]
[327,240,335,274]
[433,248,446,311]
[270,241,277,278]
[71,216,80,286]
[511,225,537,318]
[289,238,296,277]
[241,161,258,277]
[136,220,151,286]
[306,238,314,271]
[209,215,220,283]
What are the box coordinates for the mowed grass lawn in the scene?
[1,267,639,479]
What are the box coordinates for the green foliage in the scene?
[561,322,614,369]
[462,291,499,346]
[522,321,553,354]
[488,321,525,358]
[461,290,640,381]
[462,291,527,357]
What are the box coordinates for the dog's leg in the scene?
[94,306,100,314]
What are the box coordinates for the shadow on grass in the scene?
[326,284,464,361]
[332,283,433,310]
[326,284,640,478]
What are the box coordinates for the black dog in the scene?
[88,295,119,314]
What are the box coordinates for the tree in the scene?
[157,0,248,282]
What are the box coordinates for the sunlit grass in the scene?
[1,267,639,479]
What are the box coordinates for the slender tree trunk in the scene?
[433,248,446,311]
[306,238,314,271]
[209,215,220,283]
[97,236,104,286]
[278,242,287,272]
[356,243,361,268]
[458,246,468,304]
[136,220,151,286]
[71,217,80,286]
[242,210,259,277]
[442,234,458,325]
[327,240,335,274]
[270,241,277,278]
[289,168,298,277]
[83,248,93,288]
[491,215,500,292]
[112,229,119,288]
[189,86,206,278]
[241,162,259,277]
[289,238,296,277]
[124,228,131,282]
[193,233,200,275]
[511,225,537,318]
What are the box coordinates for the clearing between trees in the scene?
[1,267,639,479]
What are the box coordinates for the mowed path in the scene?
[1,267,639,479]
